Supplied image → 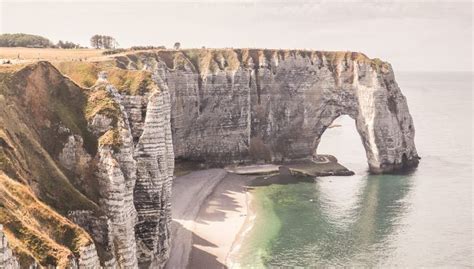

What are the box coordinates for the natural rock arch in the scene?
[307,73,418,175]
[122,49,420,174]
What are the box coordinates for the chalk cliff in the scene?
[0,225,20,269]
[0,48,418,268]
[0,61,173,268]
[117,49,419,173]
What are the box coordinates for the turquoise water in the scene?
[233,72,473,267]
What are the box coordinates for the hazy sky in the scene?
[0,0,472,72]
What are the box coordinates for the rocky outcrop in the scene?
[72,73,174,268]
[85,70,175,268]
[131,89,174,268]
[0,225,20,269]
[0,61,174,268]
[119,49,419,173]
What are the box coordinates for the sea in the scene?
[231,72,473,267]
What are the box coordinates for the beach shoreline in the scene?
[167,169,255,269]
[225,187,257,268]
[167,157,351,268]
[165,169,228,269]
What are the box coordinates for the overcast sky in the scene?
[0,0,472,72]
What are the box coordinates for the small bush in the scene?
[102,49,127,55]
[130,45,166,50]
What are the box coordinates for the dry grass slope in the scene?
[0,62,106,267]
[55,61,156,95]
[0,173,93,267]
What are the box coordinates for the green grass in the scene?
[107,69,155,95]
[98,128,122,152]
[84,85,120,123]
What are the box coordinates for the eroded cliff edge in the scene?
[0,48,418,268]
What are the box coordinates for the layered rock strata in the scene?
[75,72,174,268]
[0,61,174,268]
[118,49,419,173]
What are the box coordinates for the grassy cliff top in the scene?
[1,47,390,73]
[113,48,390,76]
[54,61,155,95]
[1,48,391,96]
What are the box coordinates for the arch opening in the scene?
[315,115,369,174]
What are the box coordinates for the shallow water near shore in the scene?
[231,72,473,267]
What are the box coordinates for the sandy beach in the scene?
[165,158,351,269]
[166,169,254,269]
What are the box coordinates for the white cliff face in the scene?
[0,225,20,269]
[96,146,139,268]
[128,78,174,268]
[77,243,102,269]
[58,135,92,172]
[89,114,114,136]
[69,73,175,268]
[122,50,418,173]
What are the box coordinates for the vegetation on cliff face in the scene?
[0,63,99,209]
[107,69,155,95]
[98,129,123,152]
[0,62,103,267]
[0,173,93,267]
[55,61,155,95]
[85,85,121,123]
[85,85,124,150]
[112,48,390,80]
[55,61,112,88]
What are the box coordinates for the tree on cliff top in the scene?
[90,35,118,49]
[174,42,181,50]
[0,33,54,48]
[57,40,82,49]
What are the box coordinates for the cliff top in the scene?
[1,47,389,71]
[0,48,392,99]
